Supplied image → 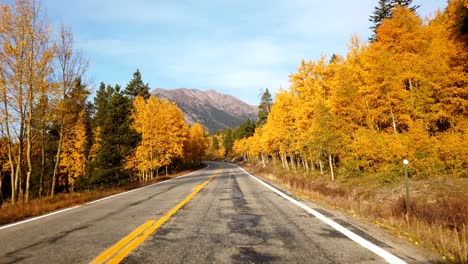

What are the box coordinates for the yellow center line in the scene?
[90,169,220,264]
[90,220,155,264]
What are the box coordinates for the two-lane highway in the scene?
[0,162,432,263]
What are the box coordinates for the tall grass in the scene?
[244,162,467,263]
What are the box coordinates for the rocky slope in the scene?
[152,88,258,133]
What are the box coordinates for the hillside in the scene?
[152,88,258,133]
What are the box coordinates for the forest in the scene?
[0,0,208,206]
[232,1,467,182]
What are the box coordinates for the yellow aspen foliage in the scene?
[184,123,209,165]
[130,96,189,180]
[329,36,368,131]
[206,134,226,159]
[89,127,101,160]
[59,110,87,191]
[233,138,248,158]
[216,143,226,159]
[247,132,262,160]
[436,120,468,177]
[0,138,9,176]
[233,128,263,162]
[234,2,467,179]
[260,90,295,157]
[1,0,56,202]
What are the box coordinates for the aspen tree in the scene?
[51,25,87,197]
[0,0,54,202]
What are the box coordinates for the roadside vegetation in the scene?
[0,0,209,221]
[223,1,468,262]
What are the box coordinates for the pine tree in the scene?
[90,84,139,185]
[223,129,234,155]
[369,0,420,41]
[212,137,219,151]
[234,119,255,140]
[257,88,273,127]
[369,0,393,41]
[392,0,420,11]
[124,69,150,100]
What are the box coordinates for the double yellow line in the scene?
[91,170,220,264]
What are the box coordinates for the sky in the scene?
[42,0,447,105]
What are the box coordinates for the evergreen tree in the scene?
[223,129,234,154]
[124,69,151,100]
[212,137,219,151]
[392,0,420,11]
[257,88,273,127]
[369,0,393,41]
[369,0,419,41]
[90,84,140,185]
[234,119,256,140]
[329,54,338,64]
[93,82,110,127]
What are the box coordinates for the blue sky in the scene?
[43,0,447,105]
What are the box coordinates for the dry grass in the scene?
[242,162,468,263]
[0,168,198,226]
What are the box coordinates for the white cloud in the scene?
[162,38,295,100]
[45,0,448,105]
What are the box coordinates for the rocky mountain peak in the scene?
[152,88,258,133]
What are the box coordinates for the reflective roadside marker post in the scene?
[403,159,410,216]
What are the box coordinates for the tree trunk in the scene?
[390,109,397,134]
[39,127,45,198]
[319,159,324,175]
[289,156,295,170]
[25,119,32,202]
[283,154,290,171]
[25,82,34,202]
[14,135,23,202]
[0,173,3,209]
[261,153,266,168]
[303,159,309,173]
[51,122,64,197]
[2,94,18,204]
[329,154,335,181]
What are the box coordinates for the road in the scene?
[0,162,436,264]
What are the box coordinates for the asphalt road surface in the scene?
[0,162,437,264]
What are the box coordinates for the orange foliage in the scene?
[234,2,468,179]
[128,96,189,180]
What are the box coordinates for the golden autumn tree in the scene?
[130,96,189,181]
[206,134,226,159]
[0,0,55,202]
[260,89,296,170]
[50,25,88,197]
[235,2,467,179]
[59,110,87,191]
[329,36,368,132]
[184,123,208,166]
[0,137,9,207]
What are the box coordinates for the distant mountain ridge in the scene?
[152,88,258,133]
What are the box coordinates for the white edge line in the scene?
[0,164,210,231]
[236,165,407,264]
[0,205,81,231]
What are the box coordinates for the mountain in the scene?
[152,88,258,133]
